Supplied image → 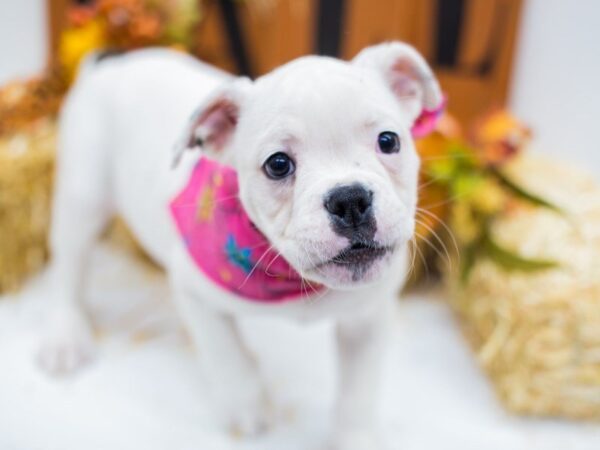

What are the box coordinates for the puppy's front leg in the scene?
[329,303,391,450]
[170,275,270,437]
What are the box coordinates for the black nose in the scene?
[325,184,374,230]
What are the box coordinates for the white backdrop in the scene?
[510,0,600,179]
[0,0,46,85]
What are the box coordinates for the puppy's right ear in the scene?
[172,77,252,167]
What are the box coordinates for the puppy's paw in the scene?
[228,400,272,439]
[37,309,96,375]
[212,382,273,439]
[325,429,388,450]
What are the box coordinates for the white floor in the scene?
[1,244,599,450]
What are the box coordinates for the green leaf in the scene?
[426,159,456,183]
[448,144,478,169]
[483,235,559,272]
[490,167,563,214]
[451,172,486,199]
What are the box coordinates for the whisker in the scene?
[405,237,419,280]
[416,207,460,263]
[410,235,430,281]
[414,227,451,270]
[419,190,470,209]
[237,244,274,290]
[264,250,282,277]
[300,242,328,301]
[418,175,450,190]
[414,218,453,268]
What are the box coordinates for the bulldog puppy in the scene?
[38,42,442,449]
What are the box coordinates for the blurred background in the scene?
[2,0,599,172]
[1,1,600,449]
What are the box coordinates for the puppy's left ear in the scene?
[353,42,443,126]
[173,77,252,167]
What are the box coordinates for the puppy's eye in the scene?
[263,152,296,180]
[377,131,401,154]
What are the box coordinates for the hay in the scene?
[0,119,56,293]
[449,154,600,420]
[0,123,158,293]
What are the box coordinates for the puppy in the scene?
[38,42,442,449]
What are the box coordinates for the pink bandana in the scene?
[169,101,445,302]
[170,157,318,302]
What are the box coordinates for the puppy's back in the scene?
[56,49,231,265]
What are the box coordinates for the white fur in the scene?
[39,43,441,449]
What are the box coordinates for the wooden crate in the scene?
[47,0,523,124]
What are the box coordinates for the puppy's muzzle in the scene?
[324,184,376,242]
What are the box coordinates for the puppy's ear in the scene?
[173,77,252,167]
[352,42,443,126]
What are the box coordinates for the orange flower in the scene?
[67,5,97,27]
[471,110,532,166]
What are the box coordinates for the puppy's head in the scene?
[177,42,442,289]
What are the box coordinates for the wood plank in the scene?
[414,0,523,123]
[241,0,316,74]
[459,0,498,69]
[412,0,437,61]
[46,0,69,65]
[491,0,523,107]
[341,0,417,59]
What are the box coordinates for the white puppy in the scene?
[39,42,442,449]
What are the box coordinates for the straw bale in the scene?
[450,155,600,419]
[0,119,56,292]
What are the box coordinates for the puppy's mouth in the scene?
[330,242,390,266]
[301,239,397,286]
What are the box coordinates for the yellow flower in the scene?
[470,178,507,215]
[451,202,480,245]
[59,19,107,82]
